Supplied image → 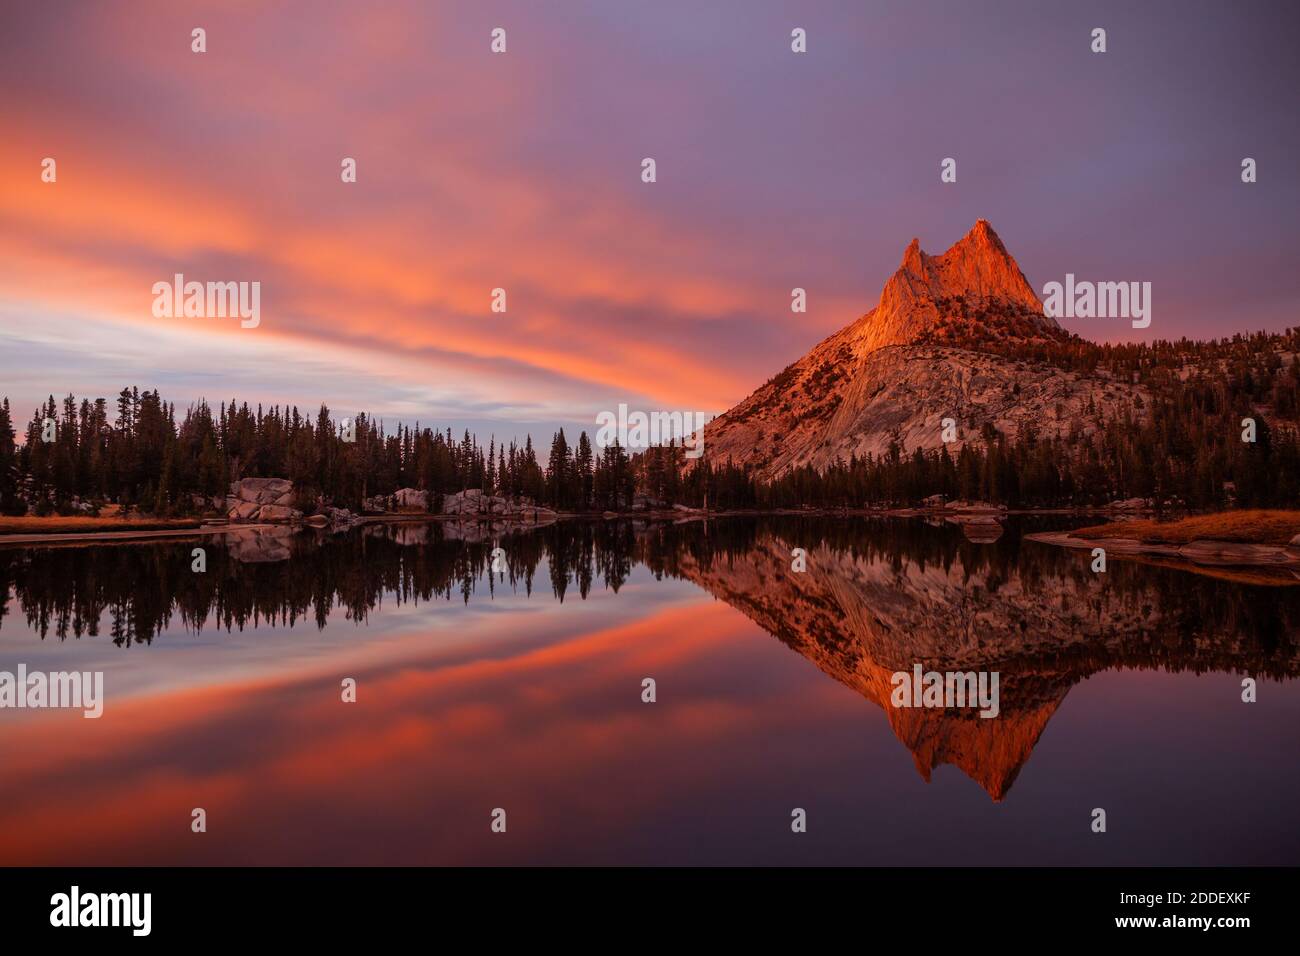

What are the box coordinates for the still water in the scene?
[1,516,1297,865]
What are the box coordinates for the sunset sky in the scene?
[2,0,1297,442]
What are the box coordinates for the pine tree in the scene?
[0,399,19,515]
[574,432,594,511]
[546,429,572,509]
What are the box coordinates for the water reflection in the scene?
[1,516,1298,863]
[665,518,1300,799]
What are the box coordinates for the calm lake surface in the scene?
[1,515,1298,866]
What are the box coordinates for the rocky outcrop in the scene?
[227,501,261,521]
[1108,497,1152,512]
[226,477,302,523]
[362,488,430,513]
[229,478,295,505]
[318,505,361,528]
[632,495,670,512]
[255,504,300,522]
[393,488,428,510]
[700,221,1149,478]
[440,489,488,516]
[918,498,1006,513]
[440,490,557,522]
[223,480,359,528]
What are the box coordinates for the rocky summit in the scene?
[701,221,1147,477]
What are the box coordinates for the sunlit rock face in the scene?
[702,221,1147,478]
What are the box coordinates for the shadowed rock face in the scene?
[672,528,1300,801]
[702,221,1147,477]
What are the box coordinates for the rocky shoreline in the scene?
[7,477,1264,555]
[1025,530,1300,572]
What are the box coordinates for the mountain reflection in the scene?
[3,516,1298,800]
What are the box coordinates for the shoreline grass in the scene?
[0,516,202,536]
[1070,509,1300,547]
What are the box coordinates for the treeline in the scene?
[3,323,1299,517]
[0,388,755,516]
[759,412,1298,510]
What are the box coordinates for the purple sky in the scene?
[1,0,1297,440]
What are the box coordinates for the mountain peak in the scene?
[860,221,1051,353]
[948,217,1012,263]
[702,222,1076,478]
[900,237,926,273]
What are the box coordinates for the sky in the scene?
[2,0,1297,442]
